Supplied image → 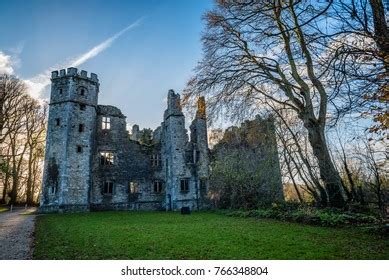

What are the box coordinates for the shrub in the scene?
[224,206,379,227]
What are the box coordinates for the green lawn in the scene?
[0,206,8,213]
[34,211,388,260]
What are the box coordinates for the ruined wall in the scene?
[210,115,284,208]
[161,91,194,210]
[88,92,211,212]
[189,96,211,207]
[91,105,165,211]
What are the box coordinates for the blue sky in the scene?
[0,0,213,128]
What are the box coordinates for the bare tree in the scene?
[185,0,346,207]
[25,101,47,205]
[1,74,27,203]
[0,74,46,205]
[357,138,388,218]
[0,74,27,144]
[7,96,32,204]
[323,0,388,133]
[270,102,332,206]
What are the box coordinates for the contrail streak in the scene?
[69,18,143,67]
[25,18,143,99]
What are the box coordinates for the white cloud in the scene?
[24,18,143,100]
[0,51,15,75]
[24,72,52,99]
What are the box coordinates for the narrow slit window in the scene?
[103,181,113,194]
[50,184,57,195]
[77,146,83,153]
[80,89,85,96]
[80,104,86,111]
[153,181,163,193]
[180,178,189,192]
[102,117,111,130]
[59,88,63,94]
[79,124,85,132]
[55,118,60,126]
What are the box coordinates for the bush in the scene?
[224,206,378,227]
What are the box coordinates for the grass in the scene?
[0,206,8,213]
[34,211,389,260]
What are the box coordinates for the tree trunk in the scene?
[1,166,9,203]
[304,119,346,208]
[0,187,5,204]
[10,161,18,205]
[10,179,18,204]
[369,0,389,69]
[26,148,34,206]
[373,165,386,218]
[31,158,38,205]
[0,87,4,143]
[343,159,357,202]
[1,154,11,203]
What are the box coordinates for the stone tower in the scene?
[40,67,99,212]
[190,97,210,206]
[162,90,190,210]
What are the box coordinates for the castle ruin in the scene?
[40,68,210,212]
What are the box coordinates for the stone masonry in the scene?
[40,68,210,212]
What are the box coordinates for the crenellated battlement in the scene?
[51,67,99,82]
